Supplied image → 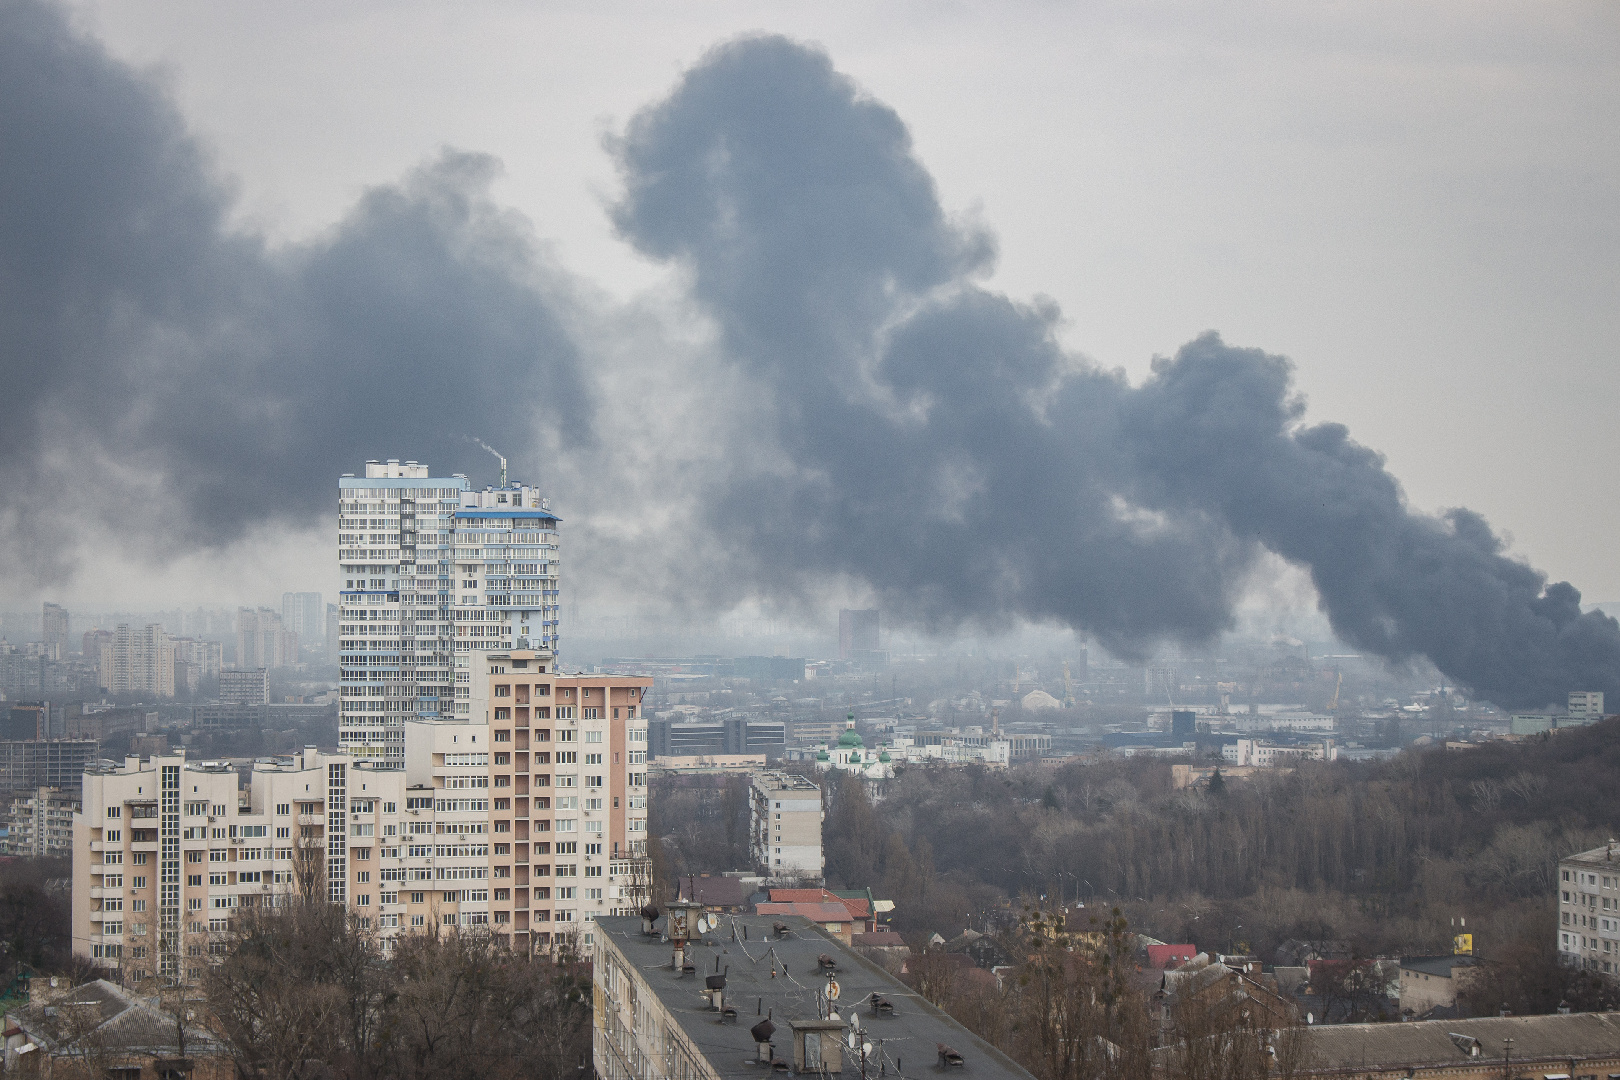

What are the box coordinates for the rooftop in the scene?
[1299,1010,1620,1071]
[1399,955,1482,977]
[594,913,1037,1080]
[1564,843,1620,868]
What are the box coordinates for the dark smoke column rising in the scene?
[610,34,1620,709]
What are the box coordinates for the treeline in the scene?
[815,721,1620,1014]
[206,899,591,1080]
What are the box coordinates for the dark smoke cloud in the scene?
[0,0,587,574]
[610,34,1620,709]
[1,3,1615,709]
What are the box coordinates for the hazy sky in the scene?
[55,0,1620,605]
[5,0,1619,705]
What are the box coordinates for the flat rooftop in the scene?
[594,913,1035,1080]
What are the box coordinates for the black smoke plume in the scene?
[610,35,1620,709]
[0,2,1614,709]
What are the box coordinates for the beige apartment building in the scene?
[749,771,823,881]
[75,651,655,977]
[465,650,653,953]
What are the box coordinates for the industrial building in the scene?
[648,717,786,760]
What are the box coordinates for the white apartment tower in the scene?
[337,458,562,763]
[338,460,467,763]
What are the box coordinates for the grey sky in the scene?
[58,0,1620,605]
[6,0,1618,702]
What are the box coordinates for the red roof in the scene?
[757,902,854,923]
[768,888,871,920]
[1147,944,1199,969]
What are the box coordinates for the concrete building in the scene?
[218,668,268,705]
[1569,690,1606,721]
[592,910,1037,1080]
[0,739,99,797]
[1272,1011,1620,1079]
[464,649,653,951]
[336,458,561,763]
[1220,738,1338,767]
[750,771,823,880]
[73,741,505,980]
[1398,955,1483,1018]
[337,459,469,763]
[648,717,786,760]
[169,637,222,693]
[3,786,78,857]
[235,608,297,670]
[1558,841,1620,973]
[98,625,174,698]
[41,602,68,660]
[838,608,881,660]
[281,591,325,646]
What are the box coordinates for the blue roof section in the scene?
[453,510,561,522]
[339,476,468,489]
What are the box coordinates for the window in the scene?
[107,806,121,819]
[276,803,291,816]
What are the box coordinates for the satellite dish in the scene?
[826,979,841,1001]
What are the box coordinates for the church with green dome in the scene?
[815,712,896,780]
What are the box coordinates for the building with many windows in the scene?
[749,772,823,881]
[464,650,651,951]
[1558,841,1620,974]
[98,624,174,698]
[336,460,469,763]
[336,458,563,762]
[3,786,78,857]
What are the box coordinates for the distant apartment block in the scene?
[4,786,77,857]
[219,668,269,705]
[1221,738,1338,767]
[838,608,880,660]
[98,624,174,697]
[1558,841,1620,974]
[749,771,823,880]
[236,608,298,670]
[41,603,69,660]
[170,637,223,693]
[281,591,325,645]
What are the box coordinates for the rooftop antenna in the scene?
[465,436,508,487]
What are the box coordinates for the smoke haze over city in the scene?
[2,0,1619,707]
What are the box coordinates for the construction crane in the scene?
[1329,670,1342,711]
[1063,661,1075,708]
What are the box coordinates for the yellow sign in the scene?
[1453,933,1473,955]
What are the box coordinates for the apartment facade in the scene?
[465,650,652,952]
[337,460,469,763]
[336,458,562,764]
[219,668,269,705]
[98,624,174,697]
[749,771,823,880]
[1558,841,1620,973]
[74,742,505,982]
[4,786,78,857]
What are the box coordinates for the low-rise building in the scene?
[749,772,822,880]
[1398,955,1482,1017]
[1221,738,1338,768]
[1279,1010,1620,1078]
[3,977,229,1080]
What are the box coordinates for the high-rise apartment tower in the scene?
[337,458,562,762]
